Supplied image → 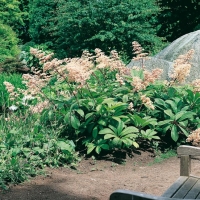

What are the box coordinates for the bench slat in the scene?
[173,177,198,198]
[178,146,200,156]
[161,176,188,198]
[184,179,200,199]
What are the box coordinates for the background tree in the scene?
[157,0,200,41]
[28,0,58,48]
[0,22,19,62]
[28,0,165,59]
[0,0,27,39]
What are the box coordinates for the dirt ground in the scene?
[1,150,200,200]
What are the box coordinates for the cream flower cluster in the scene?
[95,48,129,75]
[116,73,125,85]
[186,128,200,146]
[131,68,163,92]
[140,94,155,110]
[170,49,194,83]
[3,81,19,101]
[191,79,200,93]
[29,100,49,114]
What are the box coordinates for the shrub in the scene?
[0,112,77,189]
[0,23,19,62]
[29,0,166,59]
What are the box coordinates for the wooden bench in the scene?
[109,145,200,200]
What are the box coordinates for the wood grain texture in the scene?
[177,146,200,156]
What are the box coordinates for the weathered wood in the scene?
[110,145,200,200]
[180,155,191,176]
[185,179,200,199]
[173,177,197,198]
[109,190,158,200]
[177,145,200,156]
[161,176,188,198]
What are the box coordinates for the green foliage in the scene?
[150,85,200,144]
[29,0,165,59]
[0,57,27,73]
[0,73,25,112]
[0,112,77,189]
[0,22,19,62]
[28,0,58,48]
[0,0,27,39]
[157,0,200,41]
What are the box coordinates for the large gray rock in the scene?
[127,30,200,82]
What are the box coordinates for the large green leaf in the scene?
[75,109,84,117]
[71,115,80,129]
[117,120,124,136]
[164,109,174,119]
[157,119,172,126]
[175,111,187,121]
[92,127,98,138]
[171,125,178,142]
[154,98,166,108]
[165,100,177,113]
[87,143,95,154]
[104,134,116,139]
[112,137,122,148]
[95,146,101,154]
[120,126,138,137]
[178,125,189,136]
[178,112,195,121]
[99,128,115,135]
[100,144,109,150]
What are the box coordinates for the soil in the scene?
[1,150,200,200]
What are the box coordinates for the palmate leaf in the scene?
[104,134,116,139]
[117,120,124,136]
[99,128,115,135]
[165,100,177,113]
[175,111,188,121]
[178,112,195,121]
[112,137,122,148]
[178,125,189,136]
[157,119,173,126]
[120,126,139,137]
[121,138,132,147]
[164,109,175,119]
[121,133,137,139]
[154,98,167,108]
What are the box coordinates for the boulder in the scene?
[127,30,200,82]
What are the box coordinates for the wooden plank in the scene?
[161,176,188,198]
[178,145,200,156]
[196,192,200,199]
[109,189,158,200]
[180,155,191,176]
[173,177,198,198]
[184,179,200,199]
